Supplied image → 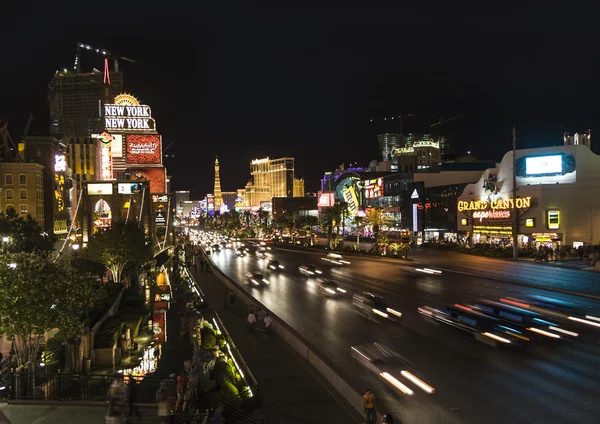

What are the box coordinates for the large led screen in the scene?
[525,155,562,175]
[131,168,166,193]
[126,134,162,165]
[87,183,113,195]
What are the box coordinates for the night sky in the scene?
[3,4,600,198]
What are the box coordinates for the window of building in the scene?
[20,189,27,200]
[19,174,27,185]
[5,189,13,200]
[5,174,12,185]
[20,205,27,214]
[5,205,14,214]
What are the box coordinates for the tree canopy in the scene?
[0,208,56,257]
[0,253,105,368]
[86,220,153,284]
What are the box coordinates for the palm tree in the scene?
[365,207,386,251]
[352,216,367,251]
[331,202,348,248]
[242,210,252,228]
[298,215,318,245]
[257,207,270,227]
[320,206,338,249]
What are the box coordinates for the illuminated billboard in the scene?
[118,183,144,194]
[87,183,113,195]
[364,178,384,199]
[54,154,66,172]
[525,155,562,176]
[342,186,359,215]
[131,168,166,193]
[126,134,162,165]
[104,93,156,132]
[318,192,334,208]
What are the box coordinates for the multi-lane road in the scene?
[207,241,600,424]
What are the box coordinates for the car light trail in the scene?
[527,327,561,339]
[547,326,578,337]
[337,287,347,293]
[325,288,336,294]
[417,307,433,316]
[386,308,402,317]
[568,316,600,328]
[424,268,442,274]
[380,372,414,395]
[351,346,371,362]
[482,332,511,343]
[585,315,600,322]
[401,370,435,394]
[372,308,389,318]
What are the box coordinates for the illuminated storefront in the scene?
[458,144,600,247]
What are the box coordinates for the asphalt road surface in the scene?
[208,242,600,424]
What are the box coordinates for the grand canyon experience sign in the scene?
[458,197,532,222]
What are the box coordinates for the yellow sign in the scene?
[548,210,560,230]
[525,218,535,227]
[342,186,359,216]
[458,197,531,212]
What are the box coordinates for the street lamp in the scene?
[72,244,80,251]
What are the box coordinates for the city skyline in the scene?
[3,4,600,197]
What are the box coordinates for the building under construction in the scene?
[48,70,123,138]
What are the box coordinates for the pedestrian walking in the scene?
[156,381,173,424]
[247,311,256,333]
[175,371,189,413]
[264,313,273,338]
[107,375,127,423]
[127,377,142,421]
[363,388,377,424]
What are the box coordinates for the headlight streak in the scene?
[401,370,435,394]
[380,372,414,395]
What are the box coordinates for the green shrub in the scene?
[216,336,226,348]
[95,317,124,348]
[202,333,217,350]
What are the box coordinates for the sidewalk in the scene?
[191,266,362,424]
[0,403,160,424]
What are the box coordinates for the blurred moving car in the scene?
[235,248,246,257]
[351,343,435,396]
[267,260,285,271]
[353,292,402,322]
[256,251,267,259]
[321,253,351,265]
[418,304,529,347]
[468,299,578,340]
[298,264,323,277]
[245,272,270,287]
[211,244,221,252]
[500,296,600,331]
[317,280,346,297]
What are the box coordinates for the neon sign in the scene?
[458,197,531,212]
[54,154,66,172]
[100,142,113,180]
[104,93,156,132]
[364,178,383,199]
[472,210,511,222]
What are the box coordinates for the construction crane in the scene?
[370,113,416,135]
[0,118,18,162]
[431,113,467,129]
[74,42,136,73]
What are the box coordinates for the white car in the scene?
[321,253,351,265]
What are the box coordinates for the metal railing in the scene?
[213,312,259,394]
[8,372,172,403]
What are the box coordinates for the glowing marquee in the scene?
[100,142,113,180]
[104,93,156,131]
[458,197,531,212]
[472,210,511,222]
